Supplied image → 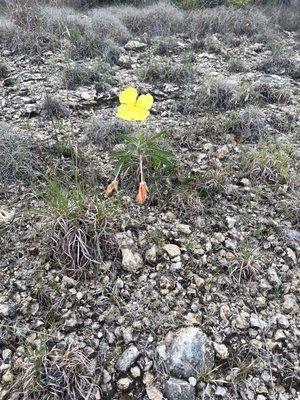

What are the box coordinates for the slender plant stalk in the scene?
[139,154,144,182]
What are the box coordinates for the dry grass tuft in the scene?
[10,344,100,400]
[0,124,37,184]
[63,61,112,90]
[186,5,275,40]
[184,77,243,113]
[241,141,296,185]
[139,57,197,85]
[52,211,118,278]
[253,79,292,104]
[228,106,267,142]
[85,116,132,149]
[48,189,120,278]
[42,94,70,119]
[111,1,184,36]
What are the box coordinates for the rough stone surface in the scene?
[124,40,147,50]
[161,327,213,379]
[164,378,195,400]
[146,385,163,400]
[163,244,181,258]
[121,248,143,272]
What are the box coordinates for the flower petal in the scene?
[119,87,138,106]
[136,93,154,110]
[117,104,134,121]
[132,106,149,122]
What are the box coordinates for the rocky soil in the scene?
[0,2,299,400]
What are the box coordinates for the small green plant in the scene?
[105,87,175,205]
[113,133,175,173]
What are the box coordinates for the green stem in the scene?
[114,164,123,181]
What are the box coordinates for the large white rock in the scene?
[160,327,214,379]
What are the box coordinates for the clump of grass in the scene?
[67,29,123,63]
[113,1,184,36]
[229,242,262,283]
[253,80,292,104]
[10,344,100,399]
[260,44,300,78]
[152,36,180,55]
[43,176,120,278]
[187,5,275,40]
[269,112,294,134]
[63,62,111,90]
[207,78,240,109]
[187,77,242,112]
[88,8,129,42]
[139,57,197,85]
[0,16,17,43]
[227,106,267,142]
[195,34,222,53]
[42,94,70,119]
[0,124,37,184]
[228,55,248,72]
[85,116,132,149]
[172,184,205,221]
[181,169,230,200]
[267,1,300,32]
[242,141,296,185]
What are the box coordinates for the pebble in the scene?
[250,314,268,329]
[276,314,289,328]
[0,303,10,317]
[146,385,163,400]
[215,386,227,396]
[115,345,140,372]
[121,248,143,272]
[130,365,141,378]
[213,343,229,359]
[124,40,147,50]
[2,370,14,384]
[145,245,157,263]
[162,327,213,379]
[163,244,181,258]
[117,377,133,390]
[283,294,298,313]
[2,349,12,360]
[226,216,237,229]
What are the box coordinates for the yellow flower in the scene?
[117,87,154,122]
